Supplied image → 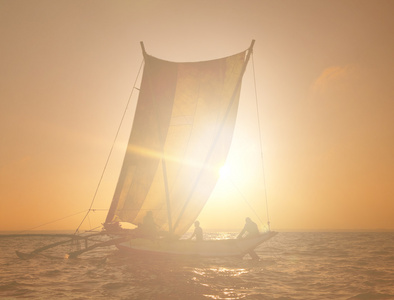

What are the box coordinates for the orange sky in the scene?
[1,0,394,232]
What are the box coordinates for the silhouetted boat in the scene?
[16,40,277,259]
[117,232,277,257]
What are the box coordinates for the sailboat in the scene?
[16,40,277,259]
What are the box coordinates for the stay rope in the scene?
[219,50,271,231]
[73,58,145,235]
[251,51,271,230]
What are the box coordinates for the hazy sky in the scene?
[1,0,393,232]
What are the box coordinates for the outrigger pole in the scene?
[15,232,102,259]
[66,235,131,259]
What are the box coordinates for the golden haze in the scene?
[1,1,394,232]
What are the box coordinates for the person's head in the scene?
[194,221,200,227]
[245,217,251,223]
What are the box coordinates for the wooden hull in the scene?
[117,231,277,257]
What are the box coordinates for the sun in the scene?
[219,165,231,178]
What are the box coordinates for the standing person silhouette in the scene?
[237,217,259,239]
[237,217,260,260]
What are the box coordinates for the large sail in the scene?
[106,44,250,236]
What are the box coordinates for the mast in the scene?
[140,41,174,234]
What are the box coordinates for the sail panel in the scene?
[106,56,178,224]
[106,50,247,236]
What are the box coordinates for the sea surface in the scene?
[0,232,393,300]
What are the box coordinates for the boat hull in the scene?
[117,231,277,257]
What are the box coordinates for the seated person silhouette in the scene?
[189,220,203,241]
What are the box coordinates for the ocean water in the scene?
[0,232,393,299]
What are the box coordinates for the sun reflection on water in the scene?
[192,267,248,278]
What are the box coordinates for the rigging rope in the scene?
[226,176,265,226]
[15,210,87,234]
[251,51,271,230]
[74,58,145,235]
[212,50,272,232]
